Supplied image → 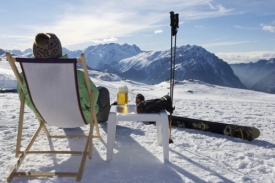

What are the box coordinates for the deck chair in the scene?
[5,52,100,182]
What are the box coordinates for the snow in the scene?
[1,60,275,183]
[0,61,19,89]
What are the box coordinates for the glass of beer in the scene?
[117,85,128,107]
[117,107,128,113]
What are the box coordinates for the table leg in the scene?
[160,112,169,163]
[156,118,162,145]
[106,112,116,161]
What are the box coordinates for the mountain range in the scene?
[63,43,245,89]
[1,43,274,93]
[0,49,5,56]
[230,58,275,94]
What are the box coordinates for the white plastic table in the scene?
[106,104,169,163]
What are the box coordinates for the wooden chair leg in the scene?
[16,93,25,157]
[7,124,44,182]
[95,120,100,137]
[89,118,96,159]
[76,123,94,181]
[34,113,51,138]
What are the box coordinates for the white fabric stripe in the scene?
[22,62,86,128]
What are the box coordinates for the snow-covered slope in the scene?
[0,58,124,90]
[0,60,19,89]
[1,58,275,183]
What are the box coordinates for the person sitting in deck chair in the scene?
[17,33,111,123]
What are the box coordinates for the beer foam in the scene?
[118,85,128,93]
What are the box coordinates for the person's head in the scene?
[33,33,62,59]
[135,93,145,105]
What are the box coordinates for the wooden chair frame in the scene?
[5,52,100,182]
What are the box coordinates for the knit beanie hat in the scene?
[33,33,62,58]
[136,93,145,101]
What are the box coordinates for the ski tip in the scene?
[252,127,260,139]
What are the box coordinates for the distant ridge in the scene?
[230,58,275,93]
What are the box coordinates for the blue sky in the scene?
[0,0,274,63]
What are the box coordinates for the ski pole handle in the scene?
[170,12,179,36]
[175,13,179,30]
[170,11,175,27]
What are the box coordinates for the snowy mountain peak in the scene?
[0,48,5,56]
[7,49,23,56]
[110,44,245,89]
[267,58,275,64]
[23,48,32,54]
[82,43,142,69]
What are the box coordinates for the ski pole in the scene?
[169,11,179,144]
[170,11,175,101]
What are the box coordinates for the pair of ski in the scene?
[170,115,260,141]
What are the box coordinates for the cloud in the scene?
[262,25,275,33]
[217,5,226,13]
[204,3,234,15]
[154,30,163,34]
[182,5,235,20]
[195,25,206,29]
[0,34,31,40]
[92,37,118,43]
[202,41,249,48]
[207,3,227,13]
[207,3,215,10]
[0,34,33,50]
[53,1,230,47]
[233,25,259,30]
[0,1,254,50]
[216,51,275,64]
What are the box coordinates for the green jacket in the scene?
[17,55,99,124]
